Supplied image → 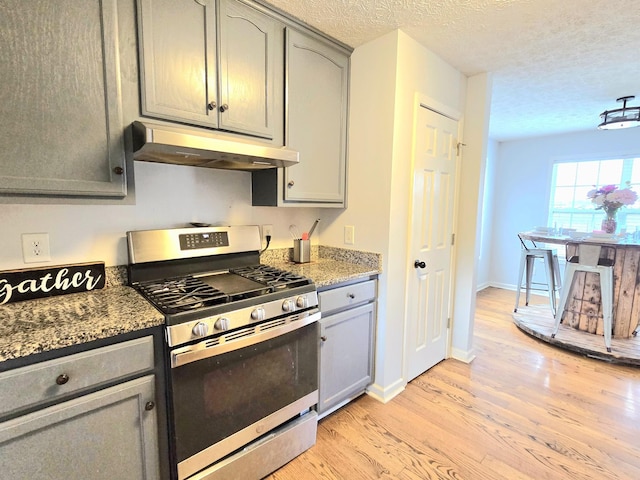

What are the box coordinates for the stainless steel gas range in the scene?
[127,225,319,480]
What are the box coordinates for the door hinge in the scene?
[451,233,455,246]
[456,142,466,156]
[447,317,451,328]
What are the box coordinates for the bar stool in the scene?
[552,243,614,352]
[514,234,562,315]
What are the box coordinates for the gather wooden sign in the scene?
[0,262,106,305]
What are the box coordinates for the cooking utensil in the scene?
[307,218,320,238]
[289,224,300,239]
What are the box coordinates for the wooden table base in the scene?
[561,244,640,338]
[513,304,640,366]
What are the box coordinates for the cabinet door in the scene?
[137,0,218,128]
[218,0,283,139]
[0,375,160,480]
[318,303,374,414]
[285,28,348,203]
[0,0,126,197]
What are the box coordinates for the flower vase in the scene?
[601,216,617,234]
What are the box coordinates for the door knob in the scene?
[414,260,426,269]
[219,104,229,112]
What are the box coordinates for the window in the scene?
[549,157,640,233]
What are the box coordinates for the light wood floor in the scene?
[267,287,640,480]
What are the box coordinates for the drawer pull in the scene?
[145,401,155,411]
[320,336,327,342]
[347,293,355,299]
[55,374,69,385]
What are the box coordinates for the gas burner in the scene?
[137,276,228,314]
[231,265,312,289]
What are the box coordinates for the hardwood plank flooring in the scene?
[267,287,640,480]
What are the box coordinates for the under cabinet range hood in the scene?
[130,121,299,171]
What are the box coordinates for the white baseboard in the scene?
[489,281,516,291]
[451,347,476,363]
[366,378,406,404]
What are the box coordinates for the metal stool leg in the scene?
[552,263,576,338]
[600,266,614,352]
[514,250,527,312]
[525,255,535,306]
[541,250,557,315]
[552,253,562,291]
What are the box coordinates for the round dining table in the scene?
[519,231,640,338]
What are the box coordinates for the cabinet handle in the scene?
[145,401,155,411]
[287,181,295,188]
[347,293,355,299]
[56,374,69,385]
[320,336,327,342]
[113,166,124,175]
[207,101,216,111]
[219,104,229,112]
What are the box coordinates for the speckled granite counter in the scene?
[0,267,163,363]
[0,248,381,364]
[260,245,382,288]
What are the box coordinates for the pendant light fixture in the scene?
[598,96,640,130]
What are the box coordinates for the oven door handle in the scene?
[171,311,320,368]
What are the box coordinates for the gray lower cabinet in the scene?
[318,279,376,417]
[251,27,350,207]
[0,336,160,479]
[137,0,284,141]
[0,0,126,197]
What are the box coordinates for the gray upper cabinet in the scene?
[0,0,126,197]
[137,0,217,129]
[137,0,283,141]
[251,27,349,207]
[285,28,349,204]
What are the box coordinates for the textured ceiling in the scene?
[263,0,640,141]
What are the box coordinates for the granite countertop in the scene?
[265,258,379,288]
[0,246,382,364]
[260,245,382,288]
[0,274,164,363]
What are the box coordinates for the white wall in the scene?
[476,139,498,289]
[0,161,322,270]
[321,30,481,401]
[489,127,640,290]
[450,73,492,362]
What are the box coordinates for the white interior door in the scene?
[404,104,458,382]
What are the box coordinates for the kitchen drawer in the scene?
[319,279,376,315]
[0,336,154,419]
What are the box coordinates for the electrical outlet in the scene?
[262,224,273,239]
[344,225,355,245]
[22,233,51,263]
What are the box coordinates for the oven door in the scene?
[169,311,319,480]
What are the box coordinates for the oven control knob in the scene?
[192,322,209,337]
[296,296,309,308]
[282,299,295,312]
[214,317,230,331]
[251,307,266,321]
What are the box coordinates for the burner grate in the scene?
[137,276,228,313]
[231,265,311,290]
